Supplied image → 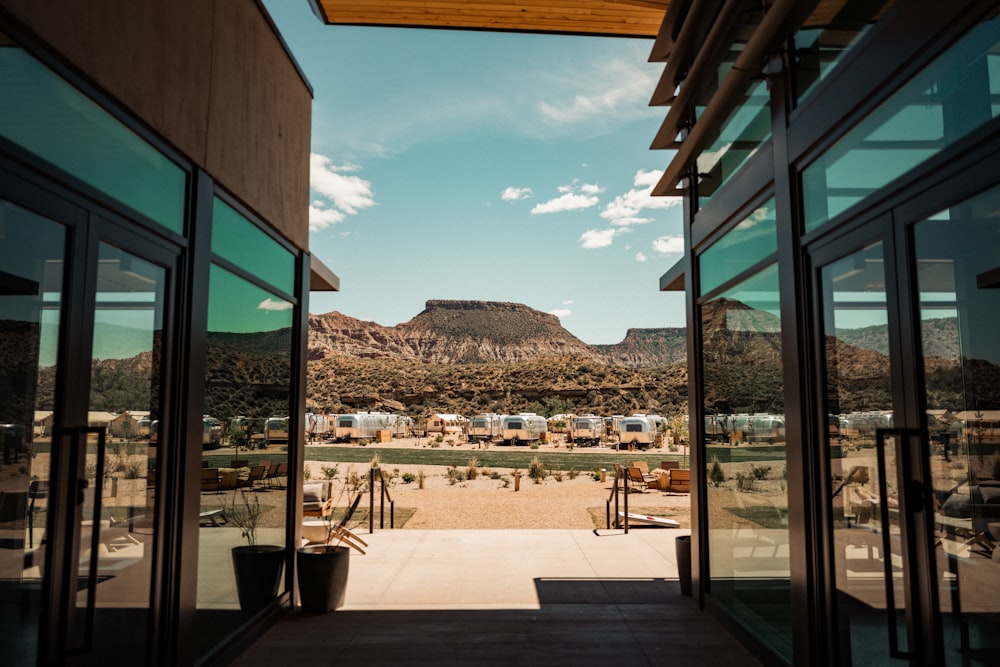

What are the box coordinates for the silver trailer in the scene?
[618,415,657,450]
[569,415,603,447]
[468,413,503,442]
[500,413,548,446]
[334,412,407,442]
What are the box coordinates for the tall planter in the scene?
[231,545,285,614]
[296,545,350,613]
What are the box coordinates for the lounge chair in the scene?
[666,469,691,494]
[237,465,267,489]
[302,481,333,517]
[626,466,657,492]
[265,461,288,488]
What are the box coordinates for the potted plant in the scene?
[224,490,285,614]
[296,487,356,613]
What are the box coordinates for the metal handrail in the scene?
[368,466,395,533]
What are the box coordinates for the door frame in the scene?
[0,158,183,664]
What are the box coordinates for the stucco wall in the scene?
[0,0,311,250]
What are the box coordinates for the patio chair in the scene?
[666,469,691,494]
[236,465,267,489]
[200,468,220,494]
[230,459,249,469]
[265,461,288,488]
[626,466,657,492]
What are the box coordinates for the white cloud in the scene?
[532,193,600,214]
[501,186,533,201]
[538,57,660,128]
[532,181,604,215]
[600,168,682,227]
[258,298,293,312]
[562,300,574,305]
[652,235,685,255]
[550,309,572,318]
[309,153,377,231]
[579,228,623,249]
[636,252,647,263]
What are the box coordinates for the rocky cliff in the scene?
[309,300,610,365]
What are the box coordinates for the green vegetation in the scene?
[294,446,679,472]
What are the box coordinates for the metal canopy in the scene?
[309,0,670,38]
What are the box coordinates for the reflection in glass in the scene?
[914,186,1000,665]
[699,199,777,295]
[820,242,907,663]
[0,201,65,665]
[211,198,295,296]
[793,2,894,103]
[0,35,186,234]
[701,263,790,660]
[195,265,291,660]
[78,243,165,662]
[803,14,1000,231]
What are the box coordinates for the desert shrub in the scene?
[358,439,370,447]
[430,440,441,448]
[708,456,725,487]
[552,470,563,482]
[529,442,540,450]
[122,457,144,479]
[528,456,546,483]
[446,465,458,485]
[750,464,771,481]
[566,443,575,451]
[321,465,339,480]
[567,469,580,479]
[303,465,312,481]
[490,471,501,480]
[434,434,444,444]
[500,475,511,488]
[735,470,756,492]
[402,472,416,484]
[446,439,456,447]
[467,458,479,480]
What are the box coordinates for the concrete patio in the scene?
[233,528,762,666]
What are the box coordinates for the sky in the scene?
[264,3,686,345]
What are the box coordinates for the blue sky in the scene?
[264,3,686,345]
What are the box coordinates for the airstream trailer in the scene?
[468,413,503,442]
[500,413,548,446]
[570,415,604,447]
[334,412,406,442]
[203,416,223,448]
[618,415,659,450]
[265,417,289,445]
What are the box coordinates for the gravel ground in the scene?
[305,437,693,530]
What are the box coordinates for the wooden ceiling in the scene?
[311,1,671,38]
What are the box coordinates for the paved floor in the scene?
[234,529,762,666]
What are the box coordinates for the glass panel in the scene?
[77,243,165,663]
[0,34,186,234]
[0,201,66,664]
[194,264,291,660]
[913,186,1000,665]
[211,198,295,295]
[696,78,770,206]
[793,2,895,103]
[821,242,907,664]
[701,263,791,661]
[803,14,1000,232]
[699,198,777,295]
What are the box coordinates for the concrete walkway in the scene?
[234,529,761,666]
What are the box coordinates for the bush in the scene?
[528,456,546,483]
[750,464,771,481]
[467,458,479,480]
[402,472,416,484]
[321,465,339,480]
[735,470,756,492]
[708,456,725,487]
[567,469,580,479]
[490,471,501,480]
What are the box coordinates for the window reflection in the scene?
[194,265,291,658]
[913,186,1000,664]
[700,263,791,660]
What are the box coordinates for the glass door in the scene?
[816,235,914,665]
[0,193,174,664]
[911,185,1000,666]
[69,239,169,664]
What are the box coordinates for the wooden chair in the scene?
[660,461,679,472]
[626,466,657,492]
[265,461,288,487]
[230,459,249,469]
[200,468,220,494]
[666,469,691,494]
[236,465,267,489]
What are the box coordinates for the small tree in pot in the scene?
[296,487,365,613]
[224,490,284,614]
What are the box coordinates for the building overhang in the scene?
[308,0,669,38]
[310,254,340,292]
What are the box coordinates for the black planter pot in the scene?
[296,545,350,613]
[231,544,285,614]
